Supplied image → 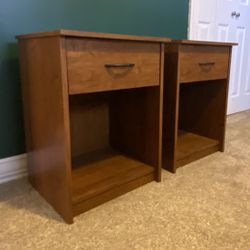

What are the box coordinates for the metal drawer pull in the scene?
[104,63,135,68]
[199,62,215,66]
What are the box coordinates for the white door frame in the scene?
[187,0,250,114]
[188,0,195,39]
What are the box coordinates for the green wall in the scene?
[0,0,189,159]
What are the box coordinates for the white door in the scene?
[189,0,250,114]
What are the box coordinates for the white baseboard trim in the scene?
[0,154,28,184]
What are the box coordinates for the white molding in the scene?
[187,0,193,39]
[0,154,28,184]
[188,0,195,39]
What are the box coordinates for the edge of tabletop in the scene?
[16,29,171,43]
[171,39,238,47]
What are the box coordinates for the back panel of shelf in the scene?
[68,86,161,206]
[178,79,228,146]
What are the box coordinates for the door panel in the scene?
[189,0,250,114]
[189,0,217,40]
[230,27,245,97]
[240,0,249,5]
[217,24,230,41]
[245,54,250,93]
[228,0,250,113]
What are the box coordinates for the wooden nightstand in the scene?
[17,30,170,223]
[163,40,237,173]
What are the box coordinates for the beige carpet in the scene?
[0,111,250,250]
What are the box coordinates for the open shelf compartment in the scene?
[72,148,154,204]
[175,80,227,169]
[176,130,219,167]
[69,87,161,213]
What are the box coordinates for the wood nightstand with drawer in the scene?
[163,40,237,173]
[17,30,170,223]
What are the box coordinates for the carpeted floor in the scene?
[0,111,250,250]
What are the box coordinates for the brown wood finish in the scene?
[176,131,219,167]
[66,38,160,94]
[72,151,154,204]
[157,44,165,181]
[18,37,73,223]
[69,93,110,159]
[163,44,180,173]
[221,47,233,152]
[171,39,237,47]
[17,30,165,223]
[163,41,235,173]
[73,173,155,216]
[179,45,230,83]
[179,80,229,150]
[109,87,161,181]
[17,29,171,43]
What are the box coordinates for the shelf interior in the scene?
[71,148,154,204]
[69,88,160,205]
[176,130,219,167]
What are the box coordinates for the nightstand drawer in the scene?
[66,38,160,94]
[179,45,230,83]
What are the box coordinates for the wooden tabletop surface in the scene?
[16,29,171,43]
[16,29,238,46]
[171,39,238,46]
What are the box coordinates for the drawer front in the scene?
[179,45,230,83]
[66,38,160,94]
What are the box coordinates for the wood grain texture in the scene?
[66,38,160,94]
[18,37,73,223]
[220,47,233,152]
[157,44,165,181]
[18,30,164,223]
[16,29,171,43]
[73,173,155,216]
[176,131,219,167]
[69,93,110,159]
[69,87,161,211]
[162,44,180,173]
[172,40,237,47]
[72,151,154,204]
[109,87,161,181]
[179,45,230,83]
[179,80,229,149]
[163,42,233,173]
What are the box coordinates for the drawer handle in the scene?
[104,63,135,68]
[199,62,215,66]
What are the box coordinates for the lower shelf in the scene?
[73,173,154,216]
[71,149,154,214]
[176,130,220,168]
